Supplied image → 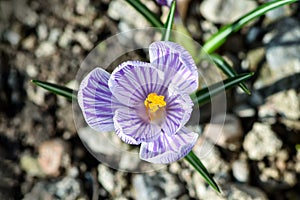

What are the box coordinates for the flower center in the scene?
[144,93,166,123]
[144,93,166,113]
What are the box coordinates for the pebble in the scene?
[255,18,300,89]
[74,31,93,50]
[132,172,185,200]
[35,41,56,57]
[200,0,257,24]
[258,89,300,121]
[37,23,48,41]
[22,35,36,50]
[232,155,250,183]
[23,177,84,200]
[38,139,66,176]
[203,114,243,150]
[98,164,115,193]
[20,155,44,177]
[4,30,20,45]
[243,123,282,160]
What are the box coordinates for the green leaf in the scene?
[185,151,220,193]
[31,80,76,101]
[202,0,297,53]
[210,54,251,95]
[125,0,164,28]
[162,0,176,41]
[191,72,254,106]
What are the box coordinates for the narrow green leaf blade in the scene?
[31,80,76,101]
[210,54,251,95]
[125,0,164,28]
[191,72,254,106]
[162,0,176,41]
[185,151,220,193]
[202,0,297,53]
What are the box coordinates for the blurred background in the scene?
[0,0,300,199]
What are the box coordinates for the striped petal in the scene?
[78,68,120,132]
[162,86,193,136]
[113,107,161,145]
[139,127,199,164]
[149,41,198,94]
[108,61,166,106]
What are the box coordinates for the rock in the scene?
[203,114,244,150]
[108,0,149,28]
[193,138,229,174]
[3,30,20,45]
[35,41,56,57]
[255,18,300,89]
[258,89,300,122]
[232,154,250,183]
[22,35,36,50]
[233,104,256,118]
[48,28,61,43]
[74,31,93,50]
[243,123,282,160]
[132,172,185,200]
[20,155,44,177]
[98,164,115,193]
[265,0,292,21]
[58,25,73,49]
[23,177,84,200]
[224,184,268,200]
[37,23,48,41]
[200,0,257,24]
[245,47,265,72]
[38,139,67,176]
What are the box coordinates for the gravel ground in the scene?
[1,0,300,199]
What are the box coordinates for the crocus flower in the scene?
[78,41,199,164]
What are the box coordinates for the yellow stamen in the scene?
[144,93,166,113]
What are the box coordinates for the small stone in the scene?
[74,31,93,50]
[243,123,282,160]
[37,24,48,41]
[256,18,300,89]
[58,26,73,48]
[203,114,243,150]
[48,28,61,43]
[232,157,250,183]
[200,0,257,24]
[4,30,20,45]
[98,164,115,193]
[35,41,56,57]
[23,177,83,200]
[20,155,44,177]
[259,89,300,121]
[132,172,184,200]
[246,47,265,71]
[265,0,291,21]
[38,139,65,176]
[22,35,36,50]
[233,104,256,118]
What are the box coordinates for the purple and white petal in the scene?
[78,68,120,132]
[156,0,173,6]
[149,41,198,94]
[113,107,161,145]
[162,87,193,136]
[139,126,199,164]
[108,61,166,105]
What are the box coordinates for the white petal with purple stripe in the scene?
[113,107,161,145]
[108,61,166,106]
[78,68,120,132]
[139,127,199,164]
[149,41,198,94]
[161,86,193,136]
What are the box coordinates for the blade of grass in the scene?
[210,54,251,95]
[125,0,164,28]
[191,72,254,106]
[31,80,76,101]
[202,0,297,53]
[162,0,176,41]
[185,150,220,193]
